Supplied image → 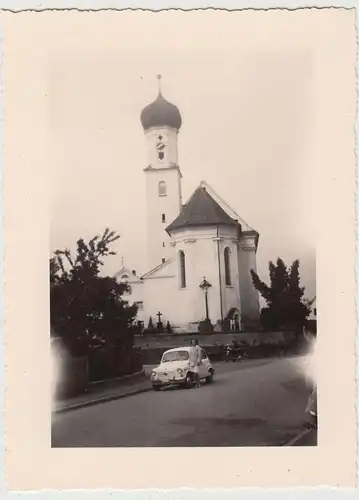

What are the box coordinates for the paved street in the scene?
[52,356,315,447]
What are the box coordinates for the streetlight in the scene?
[199,277,212,321]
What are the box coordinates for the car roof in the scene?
[163,346,207,355]
[163,346,192,354]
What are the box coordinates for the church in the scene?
[114,79,261,333]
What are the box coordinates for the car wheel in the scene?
[152,385,161,391]
[206,370,214,383]
[184,373,194,389]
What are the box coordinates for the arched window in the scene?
[158,181,167,197]
[179,250,186,288]
[224,247,231,286]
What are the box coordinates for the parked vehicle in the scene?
[151,347,215,390]
[224,342,247,362]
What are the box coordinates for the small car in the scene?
[151,346,215,390]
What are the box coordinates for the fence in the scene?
[87,346,142,383]
[135,330,297,349]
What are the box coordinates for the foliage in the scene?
[251,258,314,332]
[50,228,138,356]
[144,316,156,334]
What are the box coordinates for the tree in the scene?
[50,228,138,356]
[251,258,314,332]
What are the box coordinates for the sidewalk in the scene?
[53,370,152,413]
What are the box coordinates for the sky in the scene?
[49,11,316,300]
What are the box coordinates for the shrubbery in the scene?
[50,229,141,384]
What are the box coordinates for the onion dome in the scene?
[140,75,182,131]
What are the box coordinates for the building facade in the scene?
[115,82,261,333]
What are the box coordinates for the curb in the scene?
[90,368,145,386]
[283,428,312,446]
[53,386,152,414]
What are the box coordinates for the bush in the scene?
[144,316,156,335]
[198,319,214,334]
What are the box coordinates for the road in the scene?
[52,356,315,447]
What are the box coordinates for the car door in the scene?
[199,349,209,378]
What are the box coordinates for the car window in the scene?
[162,350,189,363]
[201,349,207,359]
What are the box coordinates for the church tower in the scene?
[140,76,183,271]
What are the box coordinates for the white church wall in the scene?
[238,235,260,322]
[141,259,179,329]
[217,226,242,320]
[145,127,179,169]
[145,166,182,271]
[167,226,224,330]
[142,276,176,329]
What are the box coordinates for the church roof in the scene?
[140,90,182,131]
[166,186,239,233]
[198,180,255,233]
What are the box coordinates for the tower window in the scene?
[224,247,232,286]
[158,181,167,197]
[158,151,164,160]
[179,250,186,288]
[162,214,166,223]
[162,242,165,247]
[162,258,166,264]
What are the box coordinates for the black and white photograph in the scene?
[49,13,320,449]
[3,7,357,489]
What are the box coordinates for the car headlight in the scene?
[177,368,183,376]
[151,371,157,379]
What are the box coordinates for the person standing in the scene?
[189,339,202,388]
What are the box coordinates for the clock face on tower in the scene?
[153,131,170,163]
[156,142,165,151]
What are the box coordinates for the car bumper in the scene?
[152,377,186,387]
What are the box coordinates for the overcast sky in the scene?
[49,11,316,299]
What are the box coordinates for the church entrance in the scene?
[226,308,242,332]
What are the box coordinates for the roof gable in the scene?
[166,185,239,233]
[113,267,143,283]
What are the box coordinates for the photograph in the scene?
[3,7,356,489]
[49,14,318,448]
